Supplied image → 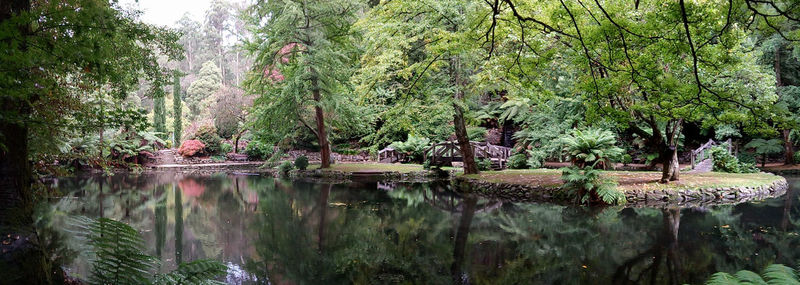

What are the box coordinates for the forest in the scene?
[3,0,800,284]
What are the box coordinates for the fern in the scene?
[154,259,227,285]
[70,217,227,285]
[85,218,157,285]
[703,264,800,285]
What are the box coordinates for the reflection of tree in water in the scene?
[245,181,457,284]
[612,208,682,285]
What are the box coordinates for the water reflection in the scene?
[43,173,800,284]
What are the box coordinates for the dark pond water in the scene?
[40,172,800,284]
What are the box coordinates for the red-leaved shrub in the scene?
[178,140,205,157]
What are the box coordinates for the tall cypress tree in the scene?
[153,89,166,140]
[173,71,183,146]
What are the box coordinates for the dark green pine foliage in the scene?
[173,71,183,146]
[153,90,167,140]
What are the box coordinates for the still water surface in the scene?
[44,172,800,284]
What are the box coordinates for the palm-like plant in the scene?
[559,128,624,169]
[744,138,784,167]
[72,217,227,285]
[704,264,799,285]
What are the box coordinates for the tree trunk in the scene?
[783,129,795,165]
[451,195,477,282]
[450,57,478,175]
[659,120,682,183]
[311,77,331,168]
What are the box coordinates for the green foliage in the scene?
[559,128,624,169]
[173,71,183,146]
[294,155,309,170]
[85,217,156,284]
[187,61,223,119]
[477,158,492,171]
[220,143,233,154]
[704,264,800,285]
[193,125,223,155]
[388,135,431,163]
[153,92,167,140]
[711,146,758,173]
[467,127,487,142]
[422,159,432,170]
[526,149,547,169]
[508,153,529,169]
[73,217,226,285]
[745,138,784,166]
[560,166,625,205]
[737,152,758,165]
[795,152,800,165]
[245,140,274,160]
[279,161,294,175]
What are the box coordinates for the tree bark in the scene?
[660,120,682,183]
[311,77,331,168]
[450,57,478,174]
[783,129,795,165]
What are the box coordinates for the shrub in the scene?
[294,155,309,170]
[558,128,624,169]
[245,140,274,160]
[508,153,529,169]
[477,158,492,171]
[388,135,431,163]
[193,125,223,155]
[220,143,233,154]
[526,149,546,169]
[795,152,800,164]
[178,140,205,157]
[561,166,625,205]
[710,146,757,173]
[423,159,432,170]
[278,161,294,175]
[737,152,757,165]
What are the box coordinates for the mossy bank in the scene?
[455,169,789,207]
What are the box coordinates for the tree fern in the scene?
[71,217,227,285]
[85,218,157,285]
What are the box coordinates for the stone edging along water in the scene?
[453,174,789,207]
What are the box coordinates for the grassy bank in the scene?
[462,169,784,192]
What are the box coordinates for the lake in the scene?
[41,172,800,284]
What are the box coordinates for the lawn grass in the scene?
[463,169,782,192]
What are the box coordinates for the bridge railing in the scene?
[690,138,732,169]
[424,141,512,168]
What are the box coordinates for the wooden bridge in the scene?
[690,138,732,172]
[424,141,512,170]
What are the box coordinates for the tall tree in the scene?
[173,71,184,145]
[0,0,180,281]
[153,90,167,140]
[357,0,488,174]
[186,61,223,120]
[244,0,362,168]
[481,0,779,182]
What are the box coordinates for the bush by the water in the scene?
[245,140,273,160]
[796,152,800,164]
[559,128,624,169]
[178,140,205,157]
[294,155,309,170]
[193,125,223,155]
[279,161,294,175]
[508,153,529,169]
[477,158,492,171]
[737,152,757,165]
[526,149,546,169]
[220,143,233,154]
[561,166,625,205]
[710,146,757,173]
[388,135,430,163]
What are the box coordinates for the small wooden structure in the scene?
[690,138,732,169]
[424,141,512,169]
[378,147,405,163]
